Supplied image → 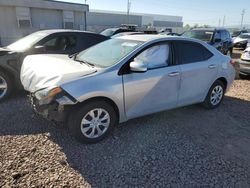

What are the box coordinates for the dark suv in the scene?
[182,28,233,56]
[0,30,109,101]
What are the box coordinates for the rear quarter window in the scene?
[175,41,213,64]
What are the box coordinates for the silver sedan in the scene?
[21,35,235,143]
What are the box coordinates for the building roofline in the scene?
[0,0,89,12]
[90,9,182,19]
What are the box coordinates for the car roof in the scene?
[33,29,99,35]
[117,34,202,43]
[191,28,228,31]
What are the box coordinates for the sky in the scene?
[58,0,249,27]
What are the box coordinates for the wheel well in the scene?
[0,66,15,82]
[69,97,120,122]
[217,77,227,88]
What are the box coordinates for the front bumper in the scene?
[29,95,67,122]
[238,59,250,75]
[234,42,247,48]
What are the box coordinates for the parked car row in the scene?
[0,28,237,143]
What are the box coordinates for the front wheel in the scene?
[68,100,118,143]
[202,80,225,109]
[0,70,13,102]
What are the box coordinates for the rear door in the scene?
[175,41,218,106]
[123,42,181,119]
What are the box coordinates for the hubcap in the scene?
[80,108,110,139]
[210,85,223,106]
[0,76,7,99]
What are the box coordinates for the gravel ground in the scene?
[1,59,250,187]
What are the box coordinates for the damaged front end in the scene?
[28,87,77,121]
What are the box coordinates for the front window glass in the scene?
[7,32,48,51]
[182,30,213,42]
[135,44,170,69]
[42,36,76,52]
[76,39,143,67]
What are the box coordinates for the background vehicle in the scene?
[233,33,250,49]
[101,26,137,37]
[231,30,248,38]
[159,32,181,36]
[0,29,109,102]
[21,35,235,143]
[182,28,233,56]
[238,47,250,78]
[112,32,144,38]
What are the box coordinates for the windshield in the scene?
[232,31,241,37]
[239,34,250,39]
[75,39,143,68]
[7,32,48,51]
[100,28,117,37]
[182,30,213,42]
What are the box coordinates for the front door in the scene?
[122,43,181,119]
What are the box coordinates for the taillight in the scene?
[229,59,236,67]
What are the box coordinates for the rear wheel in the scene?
[0,70,13,102]
[202,80,225,109]
[68,100,118,143]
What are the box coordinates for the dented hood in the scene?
[21,54,96,93]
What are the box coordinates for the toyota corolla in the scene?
[21,35,235,143]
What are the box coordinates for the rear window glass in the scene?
[176,41,213,64]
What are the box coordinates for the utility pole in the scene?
[218,19,221,27]
[241,9,246,29]
[222,16,226,27]
[84,0,87,4]
[127,0,131,24]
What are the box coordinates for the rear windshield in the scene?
[182,30,213,42]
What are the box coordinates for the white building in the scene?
[0,0,88,46]
[87,9,183,33]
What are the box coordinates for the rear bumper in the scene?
[238,59,250,75]
[29,95,66,122]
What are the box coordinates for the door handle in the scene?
[208,64,216,69]
[168,72,180,77]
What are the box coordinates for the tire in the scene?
[0,70,13,102]
[226,49,232,57]
[239,73,249,79]
[202,80,225,109]
[68,100,118,144]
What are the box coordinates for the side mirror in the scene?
[214,38,222,43]
[32,45,46,53]
[130,61,147,72]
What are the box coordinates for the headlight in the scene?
[241,52,250,61]
[35,87,62,105]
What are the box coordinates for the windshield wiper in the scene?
[74,59,95,68]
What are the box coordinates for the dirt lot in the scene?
[1,51,250,187]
